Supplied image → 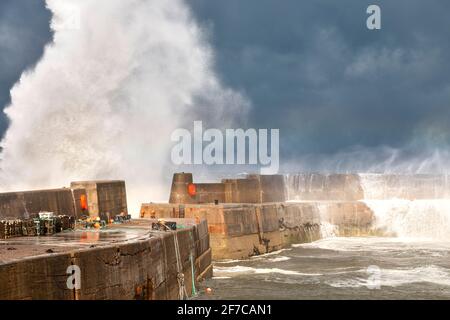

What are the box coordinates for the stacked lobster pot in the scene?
[37,212,55,235]
[21,219,38,236]
[0,220,23,239]
[55,215,74,232]
[0,212,75,239]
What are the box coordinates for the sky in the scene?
[0,0,51,132]
[1,0,450,171]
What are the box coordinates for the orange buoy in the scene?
[80,194,88,210]
[187,183,196,196]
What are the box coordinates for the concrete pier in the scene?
[0,180,128,221]
[142,173,379,259]
[0,218,212,300]
[141,201,374,260]
[169,172,286,204]
[144,172,450,260]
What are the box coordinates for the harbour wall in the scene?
[0,180,127,220]
[0,219,212,300]
[169,173,286,204]
[152,173,450,261]
[71,180,128,221]
[170,172,450,204]
[286,173,450,200]
[140,202,374,260]
[0,188,87,220]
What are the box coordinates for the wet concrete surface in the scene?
[0,217,211,300]
[0,218,196,265]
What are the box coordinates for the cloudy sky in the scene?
[1,0,450,171]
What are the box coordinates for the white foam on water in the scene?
[215,259,243,265]
[247,248,293,261]
[326,265,450,288]
[254,248,292,257]
[267,256,291,262]
[326,278,366,288]
[215,249,293,265]
[357,174,450,241]
[213,265,322,277]
[363,199,450,241]
[294,236,450,252]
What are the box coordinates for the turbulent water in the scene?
[196,237,450,300]
[196,174,450,300]
[195,195,450,299]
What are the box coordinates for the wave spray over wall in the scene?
[0,0,249,214]
[359,174,450,241]
[286,173,450,241]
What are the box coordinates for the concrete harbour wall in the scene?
[286,173,450,200]
[0,219,212,300]
[141,202,374,260]
[70,180,128,220]
[0,188,87,220]
[144,173,450,261]
[0,180,128,221]
[169,173,286,204]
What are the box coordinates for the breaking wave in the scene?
[213,265,322,277]
[0,0,249,214]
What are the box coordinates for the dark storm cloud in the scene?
[0,0,52,136]
[1,0,450,169]
[188,0,450,162]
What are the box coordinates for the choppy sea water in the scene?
[195,237,450,299]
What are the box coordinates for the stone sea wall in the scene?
[141,202,374,260]
[0,219,212,300]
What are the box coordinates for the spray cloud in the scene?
[0,0,250,214]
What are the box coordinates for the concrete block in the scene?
[70,180,127,220]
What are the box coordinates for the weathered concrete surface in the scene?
[169,173,195,204]
[0,188,87,220]
[0,219,212,300]
[141,202,375,260]
[286,173,450,200]
[223,174,286,203]
[70,180,127,221]
[169,173,286,204]
[195,183,226,204]
[286,174,364,201]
